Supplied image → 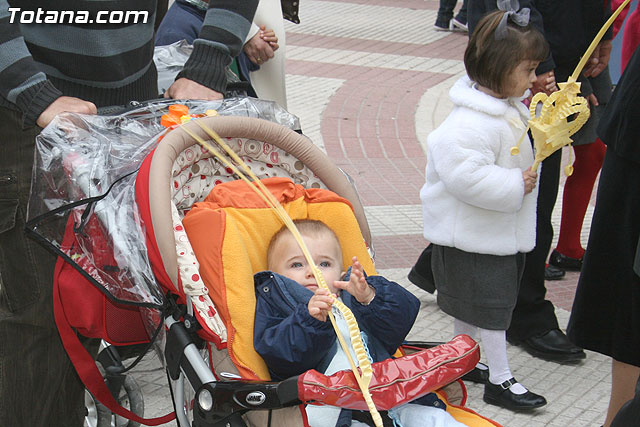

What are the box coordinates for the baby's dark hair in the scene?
[464,10,549,96]
[267,220,342,269]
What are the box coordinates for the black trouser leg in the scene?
[0,108,90,426]
[507,149,562,340]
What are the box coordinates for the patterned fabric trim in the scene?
[171,202,227,341]
[171,137,326,215]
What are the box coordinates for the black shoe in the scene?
[517,329,586,362]
[544,264,565,281]
[461,362,489,384]
[451,17,468,32]
[549,249,583,271]
[483,378,547,411]
[433,20,453,31]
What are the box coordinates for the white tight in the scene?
[454,318,527,394]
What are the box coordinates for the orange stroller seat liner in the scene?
[183,176,375,380]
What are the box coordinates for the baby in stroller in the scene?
[254,219,467,427]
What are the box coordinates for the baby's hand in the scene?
[522,168,538,194]
[333,257,375,305]
[308,287,334,322]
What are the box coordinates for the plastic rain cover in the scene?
[26,98,301,311]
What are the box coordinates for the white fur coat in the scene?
[420,76,538,256]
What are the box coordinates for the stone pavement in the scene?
[129,1,609,426]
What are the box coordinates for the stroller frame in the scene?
[164,314,301,426]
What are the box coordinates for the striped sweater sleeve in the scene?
[176,0,258,93]
[0,1,62,127]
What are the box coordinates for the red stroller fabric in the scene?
[299,335,480,411]
[55,210,150,345]
[53,211,175,425]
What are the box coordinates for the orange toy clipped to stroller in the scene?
[27,98,501,427]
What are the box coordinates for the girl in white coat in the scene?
[420,7,549,411]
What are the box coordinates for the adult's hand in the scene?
[583,40,612,78]
[243,25,276,65]
[164,78,224,100]
[36,96,97,128]
[531,70,557,95]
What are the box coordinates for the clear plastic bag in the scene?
[27,98,300,308]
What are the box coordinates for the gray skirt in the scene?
[431,244,525,330]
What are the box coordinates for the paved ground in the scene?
[127,1,609,426]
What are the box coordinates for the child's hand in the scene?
[244,27,275,65]
[260,26,279,51]
[531,70,557,95]
[333,257,375,305]
[308,287,334,322]
[522,168,538,194]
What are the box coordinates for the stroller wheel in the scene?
[84,390,99,427]
[84,376,145,427]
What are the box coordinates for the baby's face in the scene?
[269,232,343,294]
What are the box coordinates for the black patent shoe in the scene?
[520,329,586,362]
[549,249,583,271]
[483,378,547,411]
[461,362,489,384]
[544,264,565,281]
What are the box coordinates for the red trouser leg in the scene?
[555,140,606,259]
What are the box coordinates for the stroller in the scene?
[27,98,499,427]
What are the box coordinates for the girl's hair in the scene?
[464,10,549,96]
[267,220,342,268]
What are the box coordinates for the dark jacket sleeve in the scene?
[537,0,612,70]
[0,0,62,127]
[526,0,555,75]
[346,275,420,356]
[254,300,336,380]
[176,0,258,94]
[597,45,640,163]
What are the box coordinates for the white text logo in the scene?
[7,8,149,24]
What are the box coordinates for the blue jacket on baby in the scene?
[254,270,420,380]
[253,271,446,426]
